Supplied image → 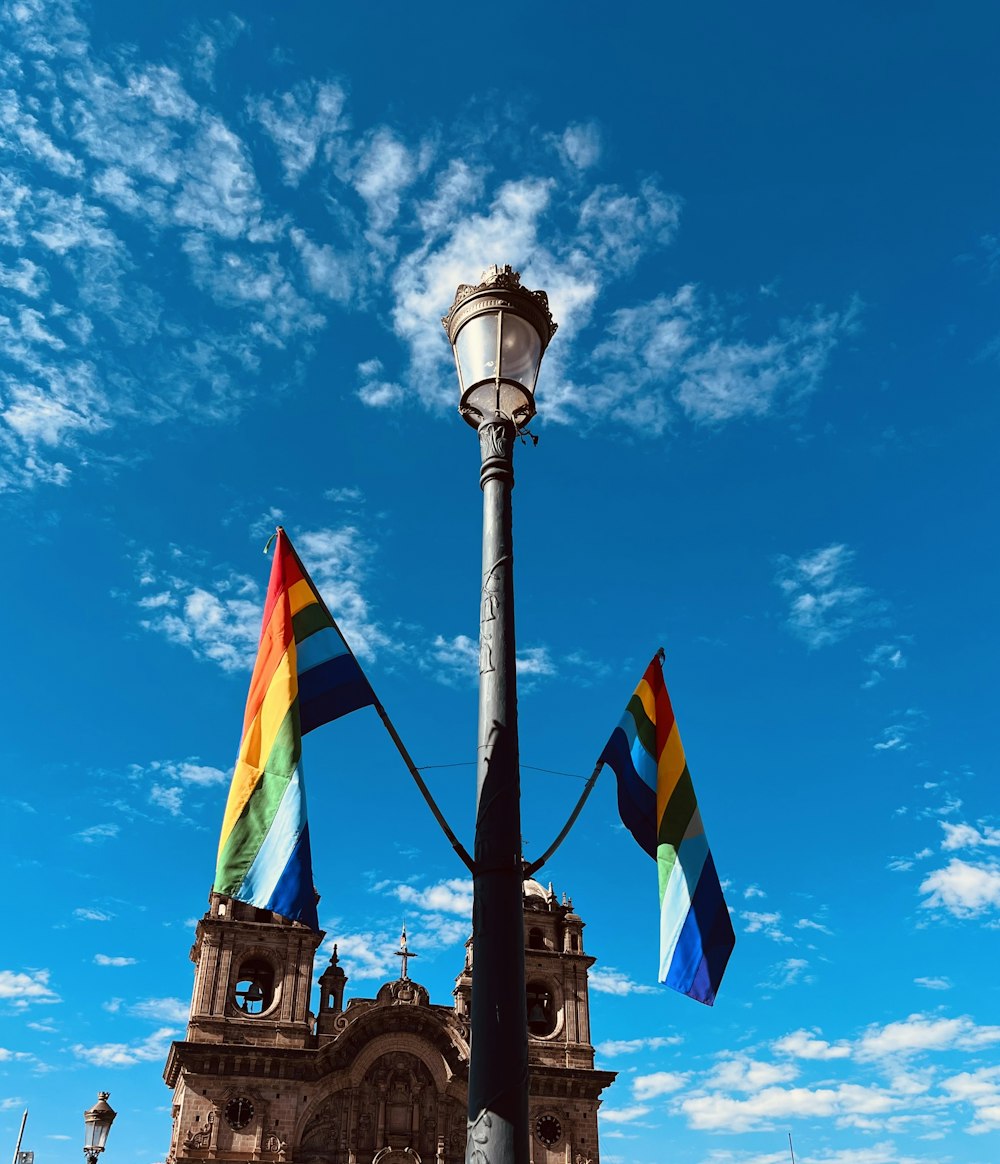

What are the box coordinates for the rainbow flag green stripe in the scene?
[600,653,735,1005]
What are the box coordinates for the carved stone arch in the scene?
[299,1090,348,1154]
[373,1148,422,1163]
[347,1031,453,1093]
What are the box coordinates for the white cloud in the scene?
[588,967,657,996]
[761,957,811,989]
[559,122,602,170]
[173,761,228,785]
[862,641,908,688]
[913,976,952,991]
[680,1081,901,1133]
[795,917,832,935]
[250,80,346,186]
[743,884,766,899]
[773,1029,852,1060]
[0,257,48,297]
[74,907,113,922]
[919,858,1000,918]
[941,1065,1000,1134]
[93,955,137,967]
[598,1104,651,1124]
[390,879,472,917]
[356,356,404,409]
[595,1035,682,1057]
[353,127,419,238]
[632,1071,689,1100]
[291,227,353,302]
[940,820,1000,850]
[0,969,59,1005]
[321,930,395,981]
[149,784,184,816]
[130,997,190,1023]
[73,1026,177,1067]
[775,544,878,649]
[739,910,791,942]
[706,1055,798,1092]
[75,822,119,843]
[855,1013,1000,1061]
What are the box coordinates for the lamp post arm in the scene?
[523,760,605,878]
[369,696,474,872]
[280,533,474,872]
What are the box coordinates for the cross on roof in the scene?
[394,924,418,980]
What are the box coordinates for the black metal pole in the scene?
[466,414,529,1164]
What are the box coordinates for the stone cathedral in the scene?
[163,878,616,1164]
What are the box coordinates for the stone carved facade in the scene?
[164,880,615,1164]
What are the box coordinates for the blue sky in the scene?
[1,1,999,1162]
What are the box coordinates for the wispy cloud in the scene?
[913,976,952,991]
[133,525,386,670]
[0,0,855,494]
[93,955,137,967]
[75,822,119,843]
[588,967,658,996]
[73,907,113,922]
[739,910,792,942]
[130,997,190,1023]
[862,641,909,688]
[775,544,880,649]
[595,1034,682,1057]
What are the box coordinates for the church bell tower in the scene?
[164,881,615,1163]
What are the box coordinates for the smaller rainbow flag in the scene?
[600,652,735,1005]
[214,528,375,929]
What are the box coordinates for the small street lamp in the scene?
[442,265,557,1164]
[83,1092,116,1164]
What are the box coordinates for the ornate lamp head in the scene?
[442,265,557,429]
[83,1092,116,1161]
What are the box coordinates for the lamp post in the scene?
[442,265,557,1164]
[83,1092,116,1164]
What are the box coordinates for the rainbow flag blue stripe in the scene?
[214,529,375,929]
[601,653,735,1005]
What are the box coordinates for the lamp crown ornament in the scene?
[441,264,558,342]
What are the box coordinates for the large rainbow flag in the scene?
[214,528,375,929]
[600,653,735,1005]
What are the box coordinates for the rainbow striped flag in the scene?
[600,653,735,1005]
[214,528,375,929]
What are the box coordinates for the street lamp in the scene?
[442,265,557,1164]
[83,1092,116,1164]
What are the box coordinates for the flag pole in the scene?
[10,1109,26,1164]
[523,761,604,877]
[278,530,474,872]
[788,1132,796,1163]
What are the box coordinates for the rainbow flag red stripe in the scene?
[600,653,735,1005]
[214,528,374,929]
